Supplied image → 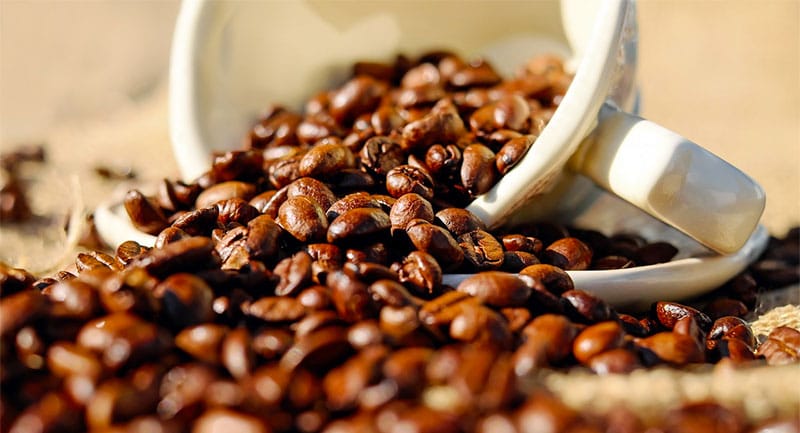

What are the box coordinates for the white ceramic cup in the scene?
[168,0,764,255]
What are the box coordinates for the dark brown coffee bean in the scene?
[405,220,464,270]
[329,76,386,126]
[385,165,435,200]
[418,290,480,327]
[297,115,344,147]
[456,271,531,307]
[401,103,466,151]
[459,229,505,270]
[271,251,312,296]
[636,332,705,365]
[280,326,352,373]
[297,285,332,311]
[502,251,540,272]
[115,240,149,267]
[154,226,190,249]
[653,301,712,331]
[379,305,426,344]
[327,270,377,322]
[294,311,346,339]
[77,313,164,370]
[572,321,626,365]
[397,251,442,296]
[0,289,45,338]
[242,214,280,262]
[326,192,381,221]
[153,273,214,328]
[285,178,336,212]
[323,345,388,411]
[195,181,257,209]
[360,136,405,177]
[450,303,512,348]
[434,208,486,237]
[706,316,754,350]
[244,297,306,323]
[587,348,641,374]
[496,135,536,175]
[218,327,255,380]
[370,106,405,136]
[193,408,270,433]
[124,189,169,235]
[716,337,756,363]
[560,290,614,324]
[348,320,384,350]
[704,297,748,319]
[519,314,580,367]
[328,208,391,243]
[757,326,800,365]
[389,193,434,233]
[424,144,461,177]
[45,279,100,320]
[75,251,113,273]
[46,341,103,380]
[367,279,417,308]
[299,143,356,179]
[277,196,328,243]
[460,143,497,196]
[542,237,592,270]
[617,314,649,337]
[215,198,260,227]
[175,324,228,364]
[139,236,217,278]
[0,263,35,296]
[249,188,287,218]
[632,241,678,265]
[249,108,301,149]
[251,329,293,361]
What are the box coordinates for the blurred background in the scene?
[0,1,798,270]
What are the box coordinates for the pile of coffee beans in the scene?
[1,52,799,433]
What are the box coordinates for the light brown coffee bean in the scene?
[543,237,593,270]
[278,196,329,243]
[456,271,531,308]
[195,181,257,209]
[175,324,229,364]
[572,321,626,365]
[124,190,169,235]
[405,220,464,271]
[496,135,536,175]
[460,144,497,196]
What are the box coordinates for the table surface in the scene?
[0,1,798,270]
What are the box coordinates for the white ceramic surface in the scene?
[166,0,764,253]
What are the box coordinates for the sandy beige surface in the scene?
[0,1,797,260]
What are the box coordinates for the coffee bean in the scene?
[419,291,480,327]
[175,324,229,364]
[115,240,149,267]
[328,208,391,243]
[0,289,45,338]
[323,345,388,411]
[459,229,504,270]
[329,76,386,126]
[635,332,705,365]
[389,193,434,233]
[245,214,282,262]
[360,136,405,177]
[195,181,257,209]
[634,241,678,265]
[543,237,592,270]
[76,313,165,370]
[519,314,580,367]
[663,402,746,433]
[215,198,260,227]
[193,408,270,433]
[425,144,461,178]
[155,273,215,328]
[0,263,35,296]
[139,236,217,278]
[456,271,531,308]
[460,144,497,196]
[250,188,287,218]
[385,165,435,200]
[299,143,356,178]
[561,289,614,324]
[496,135,536,175]
[348,320,384,350]
[434,208,486,237]
[756,326,800,365]
[703,297,748,319]
[587,348,641,374]
[397,251,442,296]
[653,301,712,332]
[572,321,626,365]
[280,326,352,373]
[46,342,103,380]
[124,190,169,235]
[278,196,329,243]
[327,270,377,322]
[244,297,306,323]
[405,220,464,270]
[326,192,381,221]
[401,102,465,151]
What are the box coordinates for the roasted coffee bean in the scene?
[45,279,100,320]
[425,144,461,177]
[380,305,425,343]
[139,236,217,278]
[419,290,480,327]
[560,289,614,324]
[405,220,464,270]
[0,263,35,296]
[653,301,712,332]
[175,324,228,364]
[285,177,337,211]
[519,314,580,368]
[195,181,257,209]
[496,135,536,174]
[215,198,260,227]
[459,229,504,270]
[280,326,352,373]
[456,272,531,308]
[15,326,45,370]
[244,297,306,323]
[124,189,169,235]
[272,251,312,296]
[0,289,45,338]
[193,408,270,433]
[294,311,346,339]
[397,251,442,295]
[370,106,405,136]
[249,188,286,218]
[155,273,215,328]
[703,297,748,319]
[515,391,580,433]
[326,192,381,221]
[435,208,487,237]
[115,240,149,267]
[252,328,293,361]
[297,285,333,311]
[389,193,434,233]
[46,342,103,380]
[220,327,255,380]
[155,226,191,249]
[368,279,417,308]
[706,316,755,351]
[636,332,705,365]
[77,313,165,370]
[543,237,592,270]
[757,326,800,365]
[460,144,497,196]
[502,251,540,272]
[348,320,384,350]
[385,165,435,200]
[592,255,635,270]
[328,208,391,243]
[329,76,386,126]
[450,304,512,348]
[634,241,678,265]
[299,143,356,179]
[245,214,281,261]
[360,136,405,177]
[572,321,626,365]
[323,345,388,411]
[401,102,466,151]
[327,270,377,322]
[278,196,329,243]
[587,348,641,374]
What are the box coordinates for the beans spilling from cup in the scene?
[1,52,799,432]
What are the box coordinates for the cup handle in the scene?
[568,102,765,254]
